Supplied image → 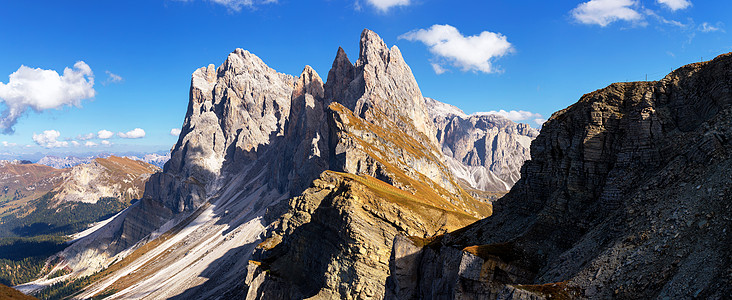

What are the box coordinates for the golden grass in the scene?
[0,283,37,300]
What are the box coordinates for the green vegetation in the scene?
[0,192,131,287]
[0,237,67,286]
[0,283,37,300]
[33,275,95,300]
[89,289,117,300]
[48,267,71,279]
[0,193,128,237]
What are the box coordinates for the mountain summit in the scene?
[16,30,536,299]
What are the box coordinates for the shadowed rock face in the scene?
[389,53,732,299]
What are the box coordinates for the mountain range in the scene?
[35,153,170,169]
[9,29,730,299]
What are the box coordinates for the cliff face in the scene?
[32,29,498,300]
[390,53,732,299]
[426,97,538,192]
[241,30,491,299]
[149,49,296,214]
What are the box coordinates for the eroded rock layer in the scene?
[389,53,732,299]
[29,29,497,299]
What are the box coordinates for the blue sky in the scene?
[0,0,729,157]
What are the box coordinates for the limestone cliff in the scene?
[242,29,491,299]
[389,53,732,299]
[27,29,509,299]
[426,97,538,192]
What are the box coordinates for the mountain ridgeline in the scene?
[16,29,730,300]
[388,54,732,299]
[19,29,535,299]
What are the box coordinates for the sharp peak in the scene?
[299,65,322,80]
[359,28,388,50]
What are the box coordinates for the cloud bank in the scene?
[0,61,95,134]
[118,128,146,139]
[366,0,410,12]
[400,24,513,74]
[571,0,643,27]
[98,130,114,139]
[475,110,546,126]
[657,0,691,11]
[32,130,69,148]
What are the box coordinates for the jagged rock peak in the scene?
[150,48,296,213]
[326,28,438,148]
[358,28,391,66]
[324,47,355,106]
[293,65,324,99]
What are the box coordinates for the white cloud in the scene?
[32,130,69,148]
[0,61,95,134]
[104,71,123,85]
[101,140,111,146]
[699,22,722,32]
[118,128,145,139]
[77,133,95,140]
[474,110,545,125]
[431,63,447,75]
[399,24,513,74]
[657,0,691,11]
[571,0,643,27]
[98,129,114,139]
[365,0,409,12]
[71,140,80,147]
[170,128,182,136]
[1,141,17,147]
[85,141,97,147]
[207,0,277,11]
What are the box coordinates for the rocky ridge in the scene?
[51,156,160,205]
[426,97,539,192]
[388,53,732,299]
[0,162,64,215]
[36,156,96,169]
[29,29,500,299]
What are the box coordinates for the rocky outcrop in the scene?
[389,53,732,299]
[150,49,296,213]
[426,97,538,192]
[326,31,436,144]
[36,29,506,299]
[242,30,491,299]
[51,156,160,204]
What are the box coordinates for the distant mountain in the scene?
[35,152,170,169]
[123,153,170,168]
[35,155,97,169]
[426,97,539,193]
[0,161,65,216]
[0,156,160,287]
[50,156,161,205]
